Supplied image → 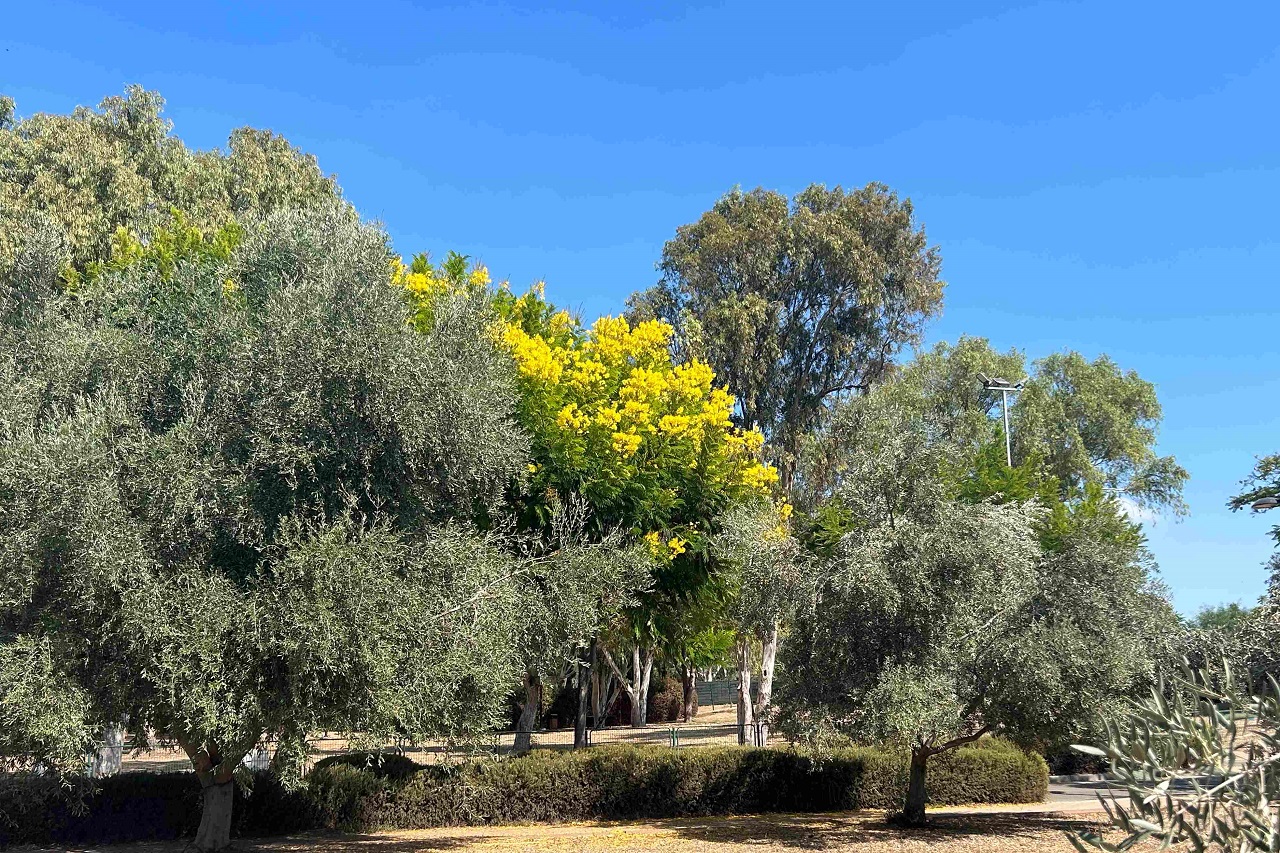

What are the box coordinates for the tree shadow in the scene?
[667,811,1103,849]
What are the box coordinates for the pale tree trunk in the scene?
[574,642,592,748]
[91,721,126,778]
[735,633,754,744]
[600,642,654,728]
[903,748,930,826]
[179,737,245,852]
[681,662,696,722]
[513,671,542,753]
[752,621,780,744]
[591,645,608,729]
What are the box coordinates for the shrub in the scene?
[1,740,1046,844]
[308,739,1046,832]
[647,676,695,722]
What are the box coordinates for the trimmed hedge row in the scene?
[308,740,1046,832]
[0,740,1046,846]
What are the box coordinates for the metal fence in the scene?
[88,722,774,777]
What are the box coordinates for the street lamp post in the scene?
[980,374,1026,468]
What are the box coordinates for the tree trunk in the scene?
[681,662,696,722]
[753,621,780,744]
[600,642,653,728]
[514,671,542,754]
[902,749,930,826]
[638,647,654,725]
[574,643,591,748]
[91,721,125,778]
[194,779,235,851]
[735,633,753,744]
[591,644,610,729]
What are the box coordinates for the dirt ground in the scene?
[35,810,1142,853]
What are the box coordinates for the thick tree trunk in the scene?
[902,749,930,826]
[91,721,125,778]
[753,621,780,744]
[681,662,696,722]
[514,671,542,754]
[591,644,609,729]
[194,780,235,851]
[574,643,591,748]
[735,634,754,744]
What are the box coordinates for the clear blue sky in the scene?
[5,0,1278,614]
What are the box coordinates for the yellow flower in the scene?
[556,403,591,432]
[666,536,687,558]
[658,414,691,436]
[595,406,622,430]
[222,278,239,295]
[612,431,642,457]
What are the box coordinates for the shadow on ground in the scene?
[665,812,1101,850]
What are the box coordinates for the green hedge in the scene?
[308,739,1047,832]
[0,740,1046,845]
[0,771,312,846]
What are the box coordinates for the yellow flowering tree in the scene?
[400,258,779,728]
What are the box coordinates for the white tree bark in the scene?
[735,633,754,744]
[753,620,780,744]
[600,642,654,728]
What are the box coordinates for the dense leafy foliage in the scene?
[629,183,945,482]
[0,86,343,276]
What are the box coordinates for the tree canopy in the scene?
[628,183,944,483]
[0,86,343,276]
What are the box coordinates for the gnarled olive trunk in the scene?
[179,737,245,852]
[902,749,930,826]
[514,671,542,754]
[735,633,753,744]
[194,779,235,851]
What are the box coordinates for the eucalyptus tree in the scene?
[0,208,575,850]
[628,182,945,487]
[798,336,1187,517]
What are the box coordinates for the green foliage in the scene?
[1072,662,1280,852]
[306,742,1044,831]
[0,207,538,785]
[630,183,945,479]
[1229,452,1280,545]
[799,336,1187,516]
[0,86,345,277]
[779,388,1177,815]
[0,771,313,846]
[1190,602,1253,633]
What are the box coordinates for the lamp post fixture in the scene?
[1252,497,1280,512]
[980,374,1026,467]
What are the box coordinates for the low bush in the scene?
[0,740,1046,845]
[308,739,1047,832]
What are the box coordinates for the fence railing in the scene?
[88,722,774,777]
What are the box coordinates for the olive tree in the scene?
[0,208,571,850]
[779,397,1176,825]
[712,501,813,743]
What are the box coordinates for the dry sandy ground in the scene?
[31,810,1142,853]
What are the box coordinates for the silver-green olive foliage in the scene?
[0,208,551,780]
[779,392,1176,763]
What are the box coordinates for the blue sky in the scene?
[4,0,1278,613]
